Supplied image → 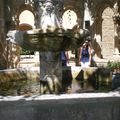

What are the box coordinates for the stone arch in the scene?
[93,2,113,37]
[62,9,78,29]
[63,5,82,28]
[19,10,35,30]
[10,4,35,69]
[92,2,114,58]
[13,4,35,29]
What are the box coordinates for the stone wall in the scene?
[0,94,119,120]
[0,69,28,95]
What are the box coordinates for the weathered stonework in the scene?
[0,0,120,69]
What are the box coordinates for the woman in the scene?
[79,41,91,67]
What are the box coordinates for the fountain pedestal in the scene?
[39,51,62,93]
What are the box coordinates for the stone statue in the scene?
[38,0,61,32]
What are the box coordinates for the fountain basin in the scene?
[0,93,120,120]
[21,28,88,51]
[6,28,89,51]
[0,67,112,96]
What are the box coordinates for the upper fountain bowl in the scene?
[22,27,89,51]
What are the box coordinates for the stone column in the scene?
[0,0,8,69]
[113,15,120,55]
[0,0,5,34]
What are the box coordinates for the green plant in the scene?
[20,48,34,55]
[107,61,112,69]
[107,61,120,72]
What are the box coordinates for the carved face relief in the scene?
[44,2,54,14]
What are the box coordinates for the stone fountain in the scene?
[1,1,120,119]
[7,0,89,94]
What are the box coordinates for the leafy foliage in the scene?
[20,48,34,55]
[107,61,120,71]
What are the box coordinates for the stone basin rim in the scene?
[0,92,120,102]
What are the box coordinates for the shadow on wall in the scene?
[92,39,103,58]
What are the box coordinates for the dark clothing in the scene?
[61,51,67,66]
[81,47,90,63]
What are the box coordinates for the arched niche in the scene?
[92,2,114,58]
[19,10,35,30]
[101,7,114,57]
[62,9,78,29]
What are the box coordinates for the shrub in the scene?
[107,61,120,73]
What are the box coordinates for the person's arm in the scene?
[79,47,82,65]
[65,51,69,63]
[88,46,92,63]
